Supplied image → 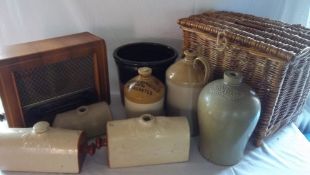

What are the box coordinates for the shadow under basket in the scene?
[178,11,310,146]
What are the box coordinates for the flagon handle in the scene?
[194,56,211,84]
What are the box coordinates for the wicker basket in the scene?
[178,11,310,146]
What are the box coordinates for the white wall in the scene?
[0,0,309,94]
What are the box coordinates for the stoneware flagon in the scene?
[53,102,112,138]
[0,121,87,173]
[166,49,211,136]
[124,67,165,118]
[197,71,261,165]
[107,114,190,168]
[114,42,177,103]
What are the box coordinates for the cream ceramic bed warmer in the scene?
[53,102,112,138]
[107,114,190,168]
[0,121,88,173]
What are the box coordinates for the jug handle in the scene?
[194,57,211,83]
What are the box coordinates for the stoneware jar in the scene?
[107,114,190,168]
[114,42,177,103]
[0,121,87,173]
[124,67,165,118]
[53,102,112,138]
[197,71,261,165]
[166,50,211,136]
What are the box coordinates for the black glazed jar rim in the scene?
[113,42,178,67]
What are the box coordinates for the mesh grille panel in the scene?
[14,56,95,107]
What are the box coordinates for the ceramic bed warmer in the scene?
[107,114,190,168]
[124,67,165,118]
[166,49,211,136]
[53,102,112,138]
[0,121,96,173]
[198,71,261,165]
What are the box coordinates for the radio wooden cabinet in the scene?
[0,32,110,127]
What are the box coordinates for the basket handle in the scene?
[194,57,211,83]
[216,31,228,51]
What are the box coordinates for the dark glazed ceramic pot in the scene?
[114,42,177,103]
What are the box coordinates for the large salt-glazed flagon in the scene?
[198,71,261,165]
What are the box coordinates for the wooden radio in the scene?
[0,32,110,127]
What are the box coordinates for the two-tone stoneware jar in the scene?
[197,71,261,165]
[124,67,165,118]
[114,42,177,104]
[166,50,211,136]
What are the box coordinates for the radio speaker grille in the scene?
[14,56,95,107]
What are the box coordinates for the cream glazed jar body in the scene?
[197,71,261,165]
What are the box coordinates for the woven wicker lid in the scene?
[177,11,310,61]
